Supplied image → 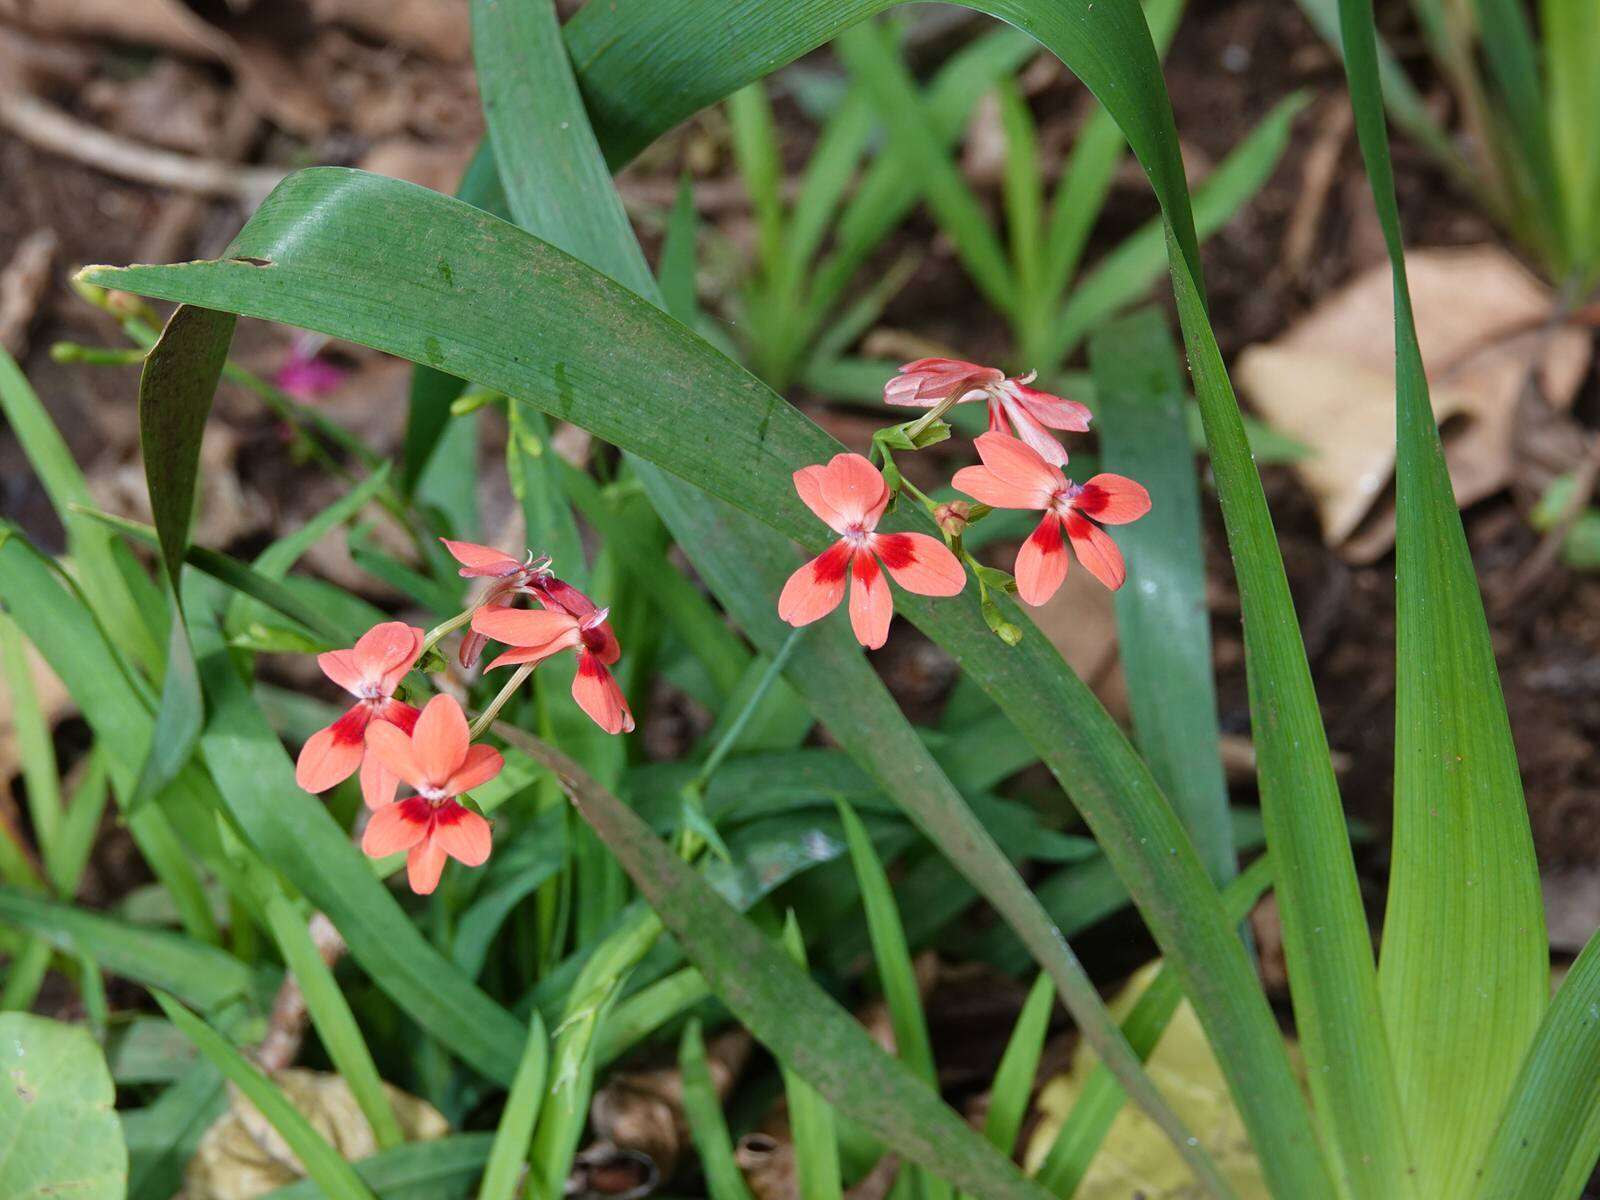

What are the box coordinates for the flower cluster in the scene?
[780,357,1150,647]
[294,540,632,894]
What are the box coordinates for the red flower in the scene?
[885,357,1091,467]
[470,605,634,735]
[362,694,500,894]
[777,452,966,649]
[295,622,423,809]
[953,432,1150,602]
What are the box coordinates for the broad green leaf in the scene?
[0,1013,127,1200]
[139,305,236,587]
[1337,0,1549,1193]
[84,164,1304,1195]
[1091,310,1232,883]
[1543,0,1600,269]
[497,724,1057,1200]
[154,992,375,1200]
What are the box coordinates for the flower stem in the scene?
[904,393,959,440]
[469,662,536,738]
[420,606,476,658]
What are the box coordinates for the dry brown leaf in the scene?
[308,0,470,62]
[1236,245,1591,562]
[357,137,477,194]
[183,1069,447,1200]
[0,0,233,61]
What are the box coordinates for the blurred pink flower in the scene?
[885,357,1091,466]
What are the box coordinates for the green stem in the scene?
[469,662,537,738]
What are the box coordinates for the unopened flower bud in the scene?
[934,500,971,537]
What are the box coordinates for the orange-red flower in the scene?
[884,357,1090,467]
[470,605,634,735]
[954,432,1150,603]
[362,694,500,895]
[777,452,966,649]
[294,622,423,808]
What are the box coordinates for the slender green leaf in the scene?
[154,991,376,1200]
[261,1135,494,1200]
[680,1019,756,1200]
[0,611,61,857]
[1091,310,1231,883]
[781,913,845,1200]
[837,797,937,1086]
[123,1062,226,1200]
[1471,926,1600,1198]
[1337,0,1549,1192]
[981,971,1054,1161]
[477,1015,549,1200]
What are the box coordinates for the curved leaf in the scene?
[1336,0,1549,1192]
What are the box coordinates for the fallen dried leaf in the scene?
[1024,962,1279,1197]
[1236,245,1592,561]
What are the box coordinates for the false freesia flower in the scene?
[362,694,500,895]
[470,604,635,735]
[295,622,423,808]
[439,538,557,669]
[777,452,966,649]
[885,357,1091,467]
[953,432,1150,602]
[273,334,347,401]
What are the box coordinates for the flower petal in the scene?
[874,533,966,597]
[358,754,399,810]
[440,538,523,577]
[406,838,449,895]
[972,432,1064,502]
[412,693,469,786]
[777,542,850,627]
[1066,514,1127,590]
[1014,514,1069,606]
[792,464,851,533]
[1010,382,1092,431]
[1074,474,1152,525]
[432,802,492,867]
[364,719,429,792]
[444,743,504,796]
[294,706,368,793]
[884,358,1003,406]
[485,646,550,670]
[998,397,1070,467]
[361,797,430,857]
[951,464,1050,510]
[315,649,365,696]
[536,576,598,618]
[374,698,421,735]
[471,606,581,660]
[817,453,889,531]
[572,653,636,735]
[848,550,893,649]
[353,622,424,692]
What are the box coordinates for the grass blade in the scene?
[980,972,1054,1162]
[781,913,845,1200]
[477,1015,549,1200]
[680,1019,756,1200]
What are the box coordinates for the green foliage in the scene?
[0,1012,127,1199]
